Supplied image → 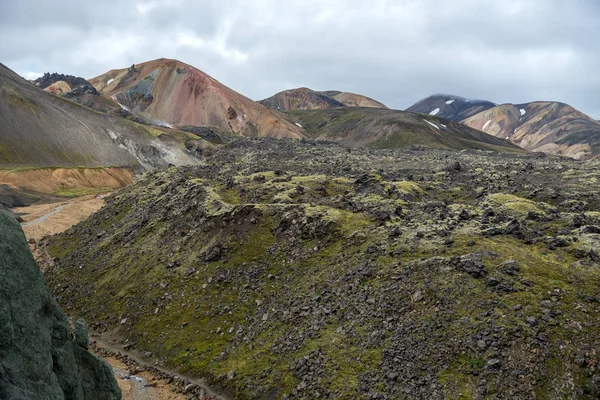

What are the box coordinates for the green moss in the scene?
[487,193,545,215]
[44,164,600,399]
[389,180,424,195]
[54,187,114,197]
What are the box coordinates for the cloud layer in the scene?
[1,0,599,117]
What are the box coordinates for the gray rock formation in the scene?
[0,211,121,400]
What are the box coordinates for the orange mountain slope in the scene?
[90,59,303,139]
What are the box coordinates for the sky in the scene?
[1,0,599,117]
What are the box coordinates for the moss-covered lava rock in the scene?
[44,137,600,399]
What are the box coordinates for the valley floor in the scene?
[107,356,188,400]
[15,194,107,241]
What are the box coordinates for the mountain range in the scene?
[2,56,600,203]
[408,94,600,158]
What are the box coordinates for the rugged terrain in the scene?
[287,107,525,152]
[90,59,303,139]
[0,211,121,399]
[0,62,208,170]
[260,88,387,111]
[408,94,600,159]
[44,137,600,399]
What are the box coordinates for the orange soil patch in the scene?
[44,80,72,95]
[0,167,133,194]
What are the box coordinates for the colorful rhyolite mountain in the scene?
[259,87,387,111]
[0,62,207,170]
[90,59,303,138]
[408,94,600,158]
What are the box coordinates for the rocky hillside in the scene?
[0,62,208,170]
[90,59,303,139]
[463,102,600,159]
[406,94,496,121]
[407,94,600,159]
[287,107,525,153]
[259,87,387,111]
[0,211,121,399]
[33,72,124,115]
[45,137,600,399]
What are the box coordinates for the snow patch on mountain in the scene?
[424,120,440,129]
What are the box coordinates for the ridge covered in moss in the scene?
[45,138,600,399]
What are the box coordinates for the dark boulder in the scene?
[0,212,121,400]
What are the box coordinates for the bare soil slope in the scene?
[90,59,303,139]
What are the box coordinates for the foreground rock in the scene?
[45,138,600,399]
[0,212,121,399]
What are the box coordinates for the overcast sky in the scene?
[1,0,599,117]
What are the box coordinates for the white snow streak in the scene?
[429,108,440,116]
[107,78,114,85]
[482,120,492,130]
[424,120,440,129]
[445,99,454,105]
[520,108,526,116]
[295,122,303,128]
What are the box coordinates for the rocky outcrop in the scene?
[34,73,98,96]
[0,211,121,400]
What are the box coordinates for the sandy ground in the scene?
[106,357,187,400]
[14,194,107,241]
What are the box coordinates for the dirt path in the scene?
[22,204,68,227]
[14,194,108,241]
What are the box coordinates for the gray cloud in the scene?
[1,0,599,117]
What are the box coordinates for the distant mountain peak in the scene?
[259,87,387,111]
[408,93,600,158]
